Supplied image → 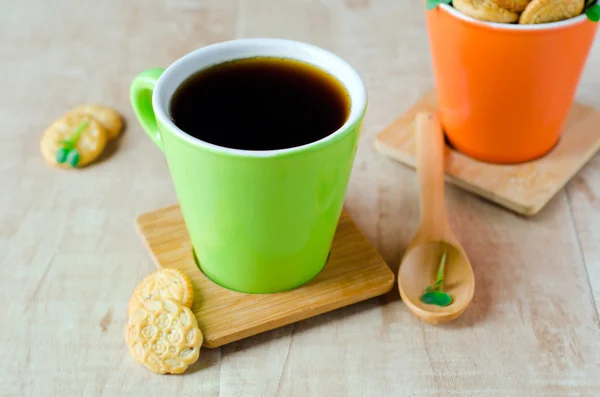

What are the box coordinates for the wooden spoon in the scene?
[397,112,475,324]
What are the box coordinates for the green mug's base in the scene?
[137,205,395,347]
[192,249,331,294]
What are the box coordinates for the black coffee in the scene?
[169,57,350,151]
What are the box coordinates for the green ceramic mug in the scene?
[130,38,367,293]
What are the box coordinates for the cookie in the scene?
[491,0,532,11]
[125,298,203,374]
[70,104,123,140]
[40,113,108,168]
[519,0,584,23]
[453,0,520,22]
[128,268,194,314]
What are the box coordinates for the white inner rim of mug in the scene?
[440,4,589,30]
[153,38,367,157]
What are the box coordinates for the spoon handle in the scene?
[415,112,448,233]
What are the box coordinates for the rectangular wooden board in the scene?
[374,89,600,216]
[136,205,395,348]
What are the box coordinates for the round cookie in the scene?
[519,0,584,24]
[40,113,107,168]
[71,104,123,140]
[125,298,203,374]
[491,0,532,11]
[453,0,520,23]
[128,268,194,315]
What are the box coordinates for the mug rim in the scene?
[439,4,590,31]
[152,38,367,158]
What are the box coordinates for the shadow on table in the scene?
[202,296,385,357]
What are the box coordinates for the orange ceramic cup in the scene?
[425,5,598,164]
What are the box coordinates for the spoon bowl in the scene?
[399,241,473,324]
[397,112,475,324]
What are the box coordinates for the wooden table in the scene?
[2,0,600,395]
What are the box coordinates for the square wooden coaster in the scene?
[136,205,395,348]
[374,89,600,216]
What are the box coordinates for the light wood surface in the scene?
[2,0,600,395]
[137,205,395,348]
[374,89,600,216]
[397,113,474,324]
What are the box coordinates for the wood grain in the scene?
[136,205,395,348]
[374,89,600,216]
[567,155,600,318]
[2,0,600,394]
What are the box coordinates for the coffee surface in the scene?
[169,57,350,151]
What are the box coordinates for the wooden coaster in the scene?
[136,205,395,348]
[374,89,600,216]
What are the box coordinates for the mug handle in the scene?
[130,68,166,152]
